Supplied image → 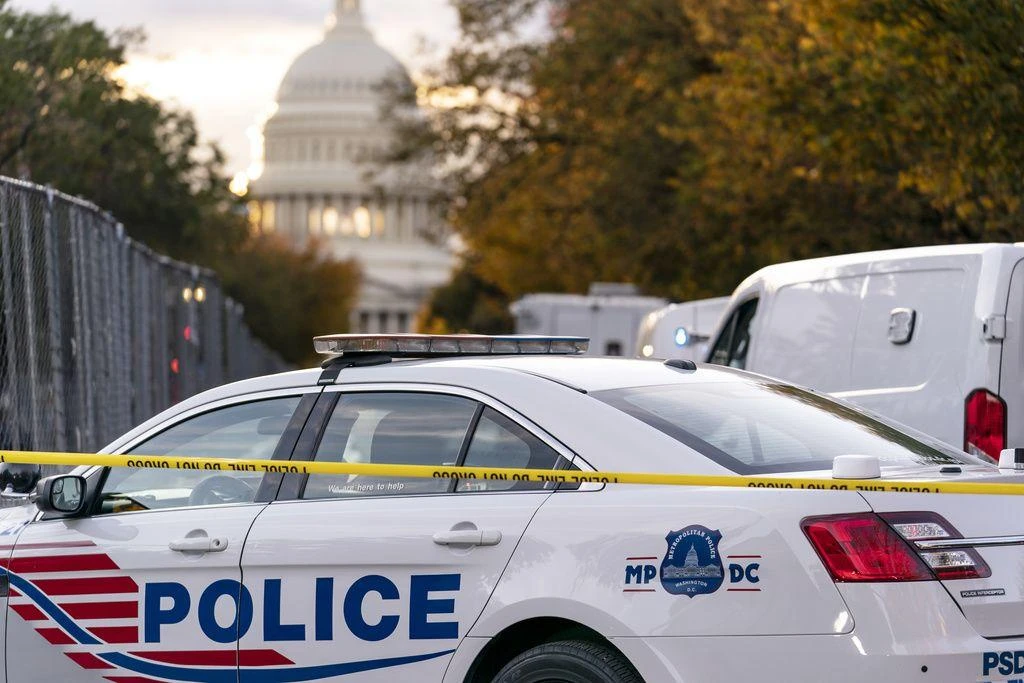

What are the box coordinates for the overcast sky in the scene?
[10,0,459,177]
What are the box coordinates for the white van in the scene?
[635,297,729,361]
[706,244,1024,463]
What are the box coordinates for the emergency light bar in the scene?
[313,334,589,357]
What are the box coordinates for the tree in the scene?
[418,261,513,334]
[211,237,360,366]
[0,2,245,259]
[385,0,718,331]
[666,0,1024,293]
[0,2,123,168]
[0,2,360,361]
[395,0,1024,330]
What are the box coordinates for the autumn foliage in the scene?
[399,0,1024,330]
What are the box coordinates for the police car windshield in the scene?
[594,380,976,475]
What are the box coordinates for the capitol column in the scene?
[384,196,398,243]
[402,197,413,243]
[370,196,384,240]
[299,195,312,246]
[311,195,325,238]
[409,195,422,242]
[279,196,293,241]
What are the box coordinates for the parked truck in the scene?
[510,283,666,357]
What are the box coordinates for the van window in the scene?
[594,379,975,475]
[708,299,758,368]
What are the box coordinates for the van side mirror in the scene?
[35,475,88,516]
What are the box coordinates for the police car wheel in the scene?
[492,639,642,683]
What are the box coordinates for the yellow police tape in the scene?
[1,449,1023,496]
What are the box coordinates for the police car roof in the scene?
[151,356,732,410]
[374,355,733,393]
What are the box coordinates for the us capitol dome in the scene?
[248,0,454,334]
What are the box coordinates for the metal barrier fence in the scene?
[0,176,288,470]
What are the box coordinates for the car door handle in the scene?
[432,529,502,547]
[169,536,228,553]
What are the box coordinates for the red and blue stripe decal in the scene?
[2,541,454,682]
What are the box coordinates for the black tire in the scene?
[491,639,643,683]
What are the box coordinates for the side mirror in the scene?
[0,463,41,497]
[35,475,87,516]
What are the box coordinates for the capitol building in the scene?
[248,0,454,333]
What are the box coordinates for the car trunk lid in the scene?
[859,470,1024,638]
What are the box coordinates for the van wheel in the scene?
[491,639,642,683]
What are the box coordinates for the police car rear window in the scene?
[594,380,972,475]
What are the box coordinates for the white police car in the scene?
[1,334,1022,683]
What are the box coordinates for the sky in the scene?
[10,0,460,177]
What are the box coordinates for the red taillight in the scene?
[802,514,933,582]
[803,512,991,582]
[964,389,1005,463]
[881,511,991,580]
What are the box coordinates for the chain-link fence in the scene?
[0,176,288,469]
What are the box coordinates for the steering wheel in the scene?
[188,475,256,506]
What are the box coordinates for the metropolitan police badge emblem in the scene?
[660,525,725,597]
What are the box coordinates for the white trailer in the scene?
[510,283,666,357]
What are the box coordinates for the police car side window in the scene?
[302,392,477,499]
[455,408,571,493]
[97,397,301,515]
